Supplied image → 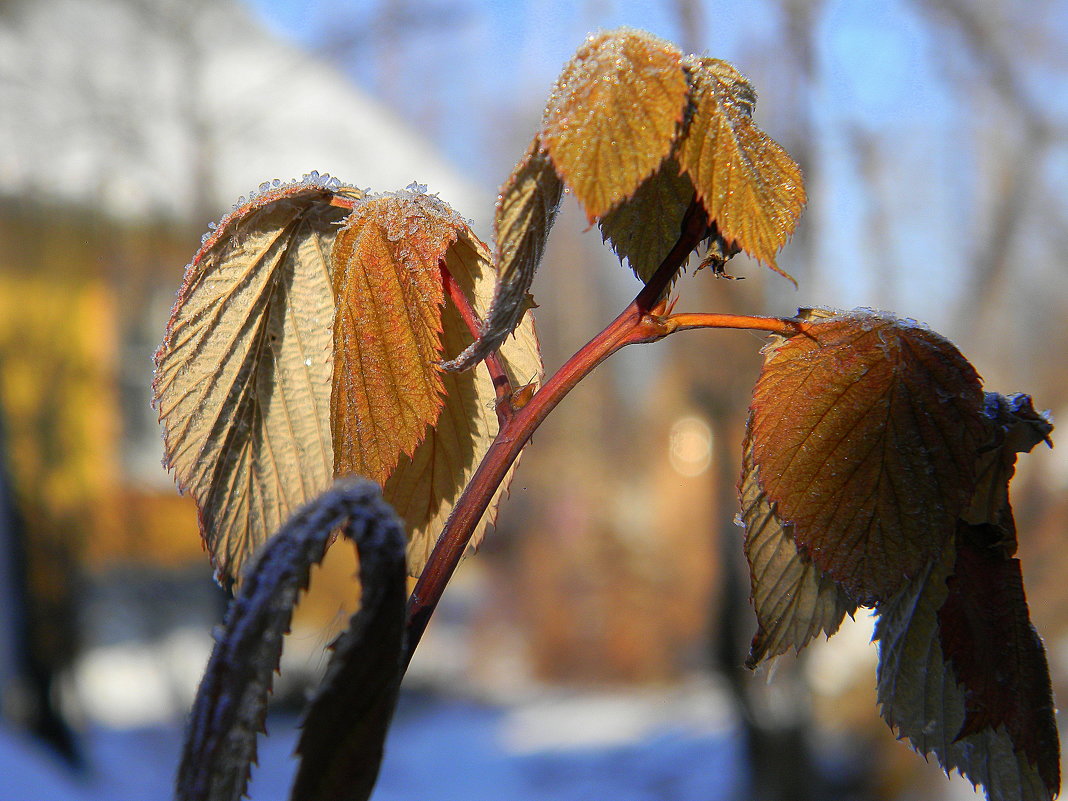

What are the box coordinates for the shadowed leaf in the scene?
[599,157,697,283]
[540,28,688,222]
[442,138,561,372]
[875,540,1054,801]
[331,192,467,484]
[386,230,543,574]
[749,310,986,604]
[677,57,805,279]
[937,526,1059,794]
[153,176,359,586]
[739,431,856,668]
[176,478,406,801]
[963,393,1053,543]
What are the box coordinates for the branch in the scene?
[438,260,514,424]
[404,197,710,662]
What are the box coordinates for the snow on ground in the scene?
[0,685,740,801]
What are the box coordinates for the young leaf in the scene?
[739,432,856,668]
[292,506,409,801]
[598,156,698,283]
[540,28,689,223]
[441,138,561,373]
[937,525,1059,794]
[331,192,471,485]
[875,540,1054,801]
[748,310,986,604]
[153,176,359,586]
[385,230,543,574]
[963,392,1053,541]
[677,57,805,279]
[176,478,406,801]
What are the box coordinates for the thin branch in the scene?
[404,197,711,662]
[438,260,514,424]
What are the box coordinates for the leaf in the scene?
[739,429,856,668]
[598,156,697,283]
[937,525,1059,795]
[385,230,543,574]
[442,137,561,372]
[540,28,689,223]
[176,478,407,801]
[153,176,359,586]
[677,57,805,279]
[748,310,986,604]
[331,192,469,484]
[875,536,1055,801]
[963,392,1053,541]
[292,508,409,801]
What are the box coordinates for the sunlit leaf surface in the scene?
[388,230,543,574]
[739,433,856,667]
[749,310,986,603]
[154,177,357,585]
[331,191,466,484]
[677,57,805,279]
[541,28,688,222]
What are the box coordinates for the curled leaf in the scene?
[153,176,358,586]
[677,57,805,279]
[540,28,688,222]
[442,138,561,372]
[386,230,543,574]
[749,310,986,604]
[176,478,407,801]
[963,392,1053,543]
[739,430,856,668]
[937,525,1059,794]
[876,538,1055,801]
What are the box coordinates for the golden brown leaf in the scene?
[749,310,986,604]
[154,177,356,585]
[677,57,805,278]
[386,230,543,574]
[442,137,561,372]
[540,28,688,222]
[331,192,468,484]
[739,431,856,667]
[598,156,697,283]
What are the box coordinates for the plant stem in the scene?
[439,260,514,423]
[665,312,811,337]
[403,199,809,664]
[403,199,709,662]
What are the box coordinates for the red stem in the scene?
[404,199,710,661]
[438,260,514,423]
[403,199,809,663]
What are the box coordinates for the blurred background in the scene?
[1,0,1067,799]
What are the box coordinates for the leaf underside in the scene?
[385,230,543,574]
[739,434,856,668]
[875,540,1055,801]
[677,57,805,278]
[598,156,697,283]
[441,138,561,373]
[540,28,689,223]
[749,310,986,604]
[153,180,355,586]
[176,478,407,801]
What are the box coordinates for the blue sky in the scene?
[239,0,1059,330]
